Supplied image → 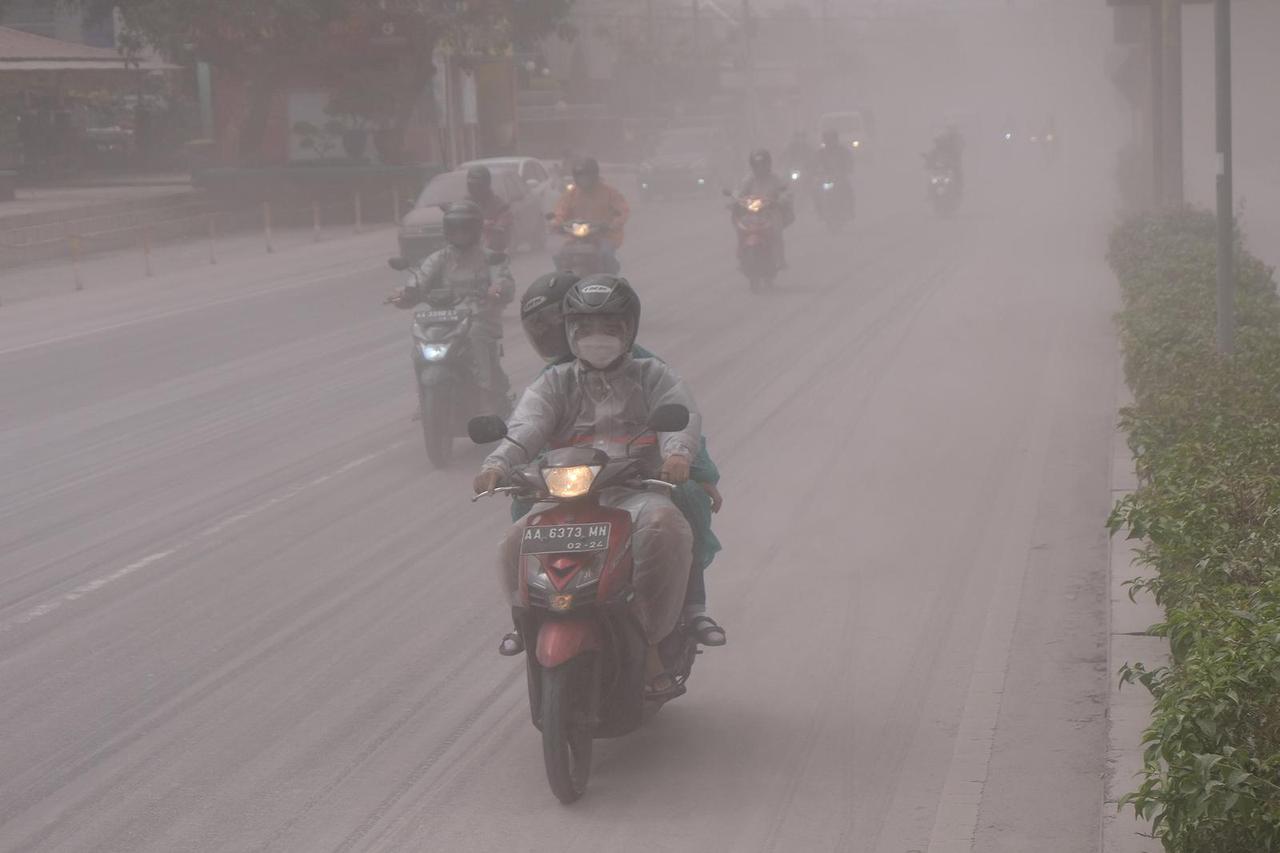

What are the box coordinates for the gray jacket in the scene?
[413,245,514,329]
[482,353,702,477]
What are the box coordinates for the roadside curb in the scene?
[1102,363,1166,853]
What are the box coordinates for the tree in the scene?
[58,0,572,161]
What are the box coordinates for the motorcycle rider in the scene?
[551,157,630,274]
[734,148,794,269]
[390,200,515,411]
[475,275,705,694]
[814,128,855,218]
[465,165,514,254]
[500,271,726,655]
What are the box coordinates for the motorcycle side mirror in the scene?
[387,257,410,271]
[647,404,690,433]
[468,415,509,445]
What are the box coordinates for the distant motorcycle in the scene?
[814,175,853,233]
[468,403,700,804]
[387,257,511,467]
[725,190,782,293]
[927,166,962,217]
[551,218,618,276]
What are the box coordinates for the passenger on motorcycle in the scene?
[391,201,515,410]
[475,276,707,693]
[814,129,855,217]
[507,271,727,652]
[734,149,794,268]
[465,165,514,254]
[551,158,630,274]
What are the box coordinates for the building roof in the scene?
[0,25,175,71]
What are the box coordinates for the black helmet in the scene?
[572,157,600,188]
[465,165,492,196]
[749,148,772,175]
[442,200,483,249]
[520,270,580,361]
[563,274,640,365]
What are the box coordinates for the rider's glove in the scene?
[474,468,502,495]
[659,454,691,485]
[699,482,724,513]
[389,286,416,308]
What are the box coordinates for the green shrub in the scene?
[1109,209,1280,851]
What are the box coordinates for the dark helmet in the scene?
[520,270,580,361]
[749,148,772,175]
[465,165,492,195]
[572,157,600,188]
[562,274,640,359]
[442,200,483,249]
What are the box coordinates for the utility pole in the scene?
[1214,0,1234,354]
[692,0,702,98]
[1160,0,1184,206]
[1149,0,1164,207]
[742,0,758,140]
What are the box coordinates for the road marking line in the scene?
[926,341,1061,853]
[0,443,403,633]
[0,259,385,358]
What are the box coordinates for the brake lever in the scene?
[470,485,522,503]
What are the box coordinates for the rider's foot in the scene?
[498,631,524,656]
[687,614,727,647]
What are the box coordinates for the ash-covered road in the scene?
[0,157,1117,852]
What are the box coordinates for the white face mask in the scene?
[575,335,625,369]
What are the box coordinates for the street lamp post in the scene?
[1214,0,1234,354]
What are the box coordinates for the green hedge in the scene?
[1109,209,1280,850]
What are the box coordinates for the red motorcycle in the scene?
[726,190,781,293]
[468,404,699,803]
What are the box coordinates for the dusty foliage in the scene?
[1109,209,1280,850]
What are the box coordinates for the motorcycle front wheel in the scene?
[418,384,453,468]
[541,658,594,804]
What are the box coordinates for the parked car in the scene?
[637,125,733,200]
[398,167,544,264]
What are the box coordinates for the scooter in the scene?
[468,404,699,803]
[814,174,853,233]
[387,257,511,467]
[725,190,781,293]
[551,218,618,276]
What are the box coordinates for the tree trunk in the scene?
[238,75,277,163]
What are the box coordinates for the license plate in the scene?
[520,523,612,555]
[419,309,461,323]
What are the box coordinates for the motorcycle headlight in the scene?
[790,170,801,181]
[419,342,450,361]
[822,181,836,190]
[697,177,706,186]
[543,465,601,498]
[851,140,861,149]
[571,223,592,238]
[746,198,764,213]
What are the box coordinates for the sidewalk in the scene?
[0,218,397,306]
[1102,361,1166,853]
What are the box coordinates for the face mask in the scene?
[575,335,624,369]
